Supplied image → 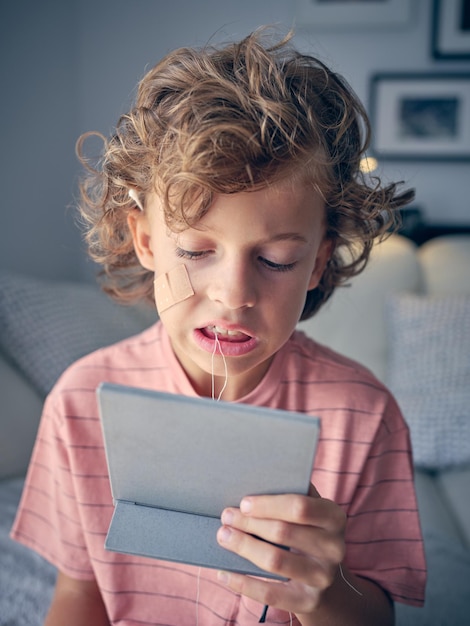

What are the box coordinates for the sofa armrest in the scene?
[436,466,470,549]
[414,469,466,545]
[0,352,43,479]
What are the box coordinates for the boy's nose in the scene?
[208,260,257,310]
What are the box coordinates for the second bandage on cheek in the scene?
[154,264,195,314]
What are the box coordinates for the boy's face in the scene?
[128,179,331,400]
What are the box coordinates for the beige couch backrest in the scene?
[418,235,470,296]
[298,234,470,382]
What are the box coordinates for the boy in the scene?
[12,29,426,625]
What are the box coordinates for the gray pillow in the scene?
[386,293,470,469]
[0,271,156,396]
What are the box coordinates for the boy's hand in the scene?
[216,484,393,625]
[216,484,346,615]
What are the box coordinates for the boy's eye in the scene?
[176,247,297,272]
[175,247,208,260]
[259,257,297,272]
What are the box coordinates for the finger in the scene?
[221,507,344,562]
[216,525,335,588]
[216,569,320,615]
[239,492,346,534]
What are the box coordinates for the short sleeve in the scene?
[11,391,95,580]
[344,395,426,606]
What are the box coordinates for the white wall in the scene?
[1,0,469,282]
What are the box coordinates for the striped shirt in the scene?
[11,322,426,624]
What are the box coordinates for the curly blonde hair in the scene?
[77,28,413,320]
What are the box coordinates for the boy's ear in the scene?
[127,209,155,272]
[308,238,333,291]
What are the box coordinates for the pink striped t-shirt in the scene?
[11,322,426,625]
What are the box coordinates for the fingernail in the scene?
[218,526,232,544]
[221,508,234,525]
[240,497,252,514]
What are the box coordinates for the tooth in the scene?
[214,326,227,335]
[211,326,239,337]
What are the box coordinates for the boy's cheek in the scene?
[154,264,195,313]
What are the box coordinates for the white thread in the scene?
[196,332,229,625]
[206,336,316,625]
[339,563,363,596]
[211,331,228,401]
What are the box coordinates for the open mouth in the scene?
[194,325,258,357]
[202,325,252,343]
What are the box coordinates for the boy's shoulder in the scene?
[289,329,382,386]
[51,321,165,394]
[285,331,403,432]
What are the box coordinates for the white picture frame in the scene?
[295,0,412,29]
[370,73,470,161]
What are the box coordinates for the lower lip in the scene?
[193,328,259,357]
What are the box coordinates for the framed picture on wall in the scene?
[295,0,412,29]
[432,0,470,60]
[369,73,470,160]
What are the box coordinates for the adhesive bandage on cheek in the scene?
[154,264,195,314]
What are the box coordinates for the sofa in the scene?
[1,232,469,625]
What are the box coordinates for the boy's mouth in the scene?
[194,324,259,356]
[202,325,252,343]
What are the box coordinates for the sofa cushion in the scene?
[419,235,470,296]
[0,271,157,396]
[299,235,423,382]
[386,293,470,469]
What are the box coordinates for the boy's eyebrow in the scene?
[177,229,310,244]
[267,232,309,244]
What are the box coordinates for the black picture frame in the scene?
[369,73,470,161]
[432,0,470,60]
